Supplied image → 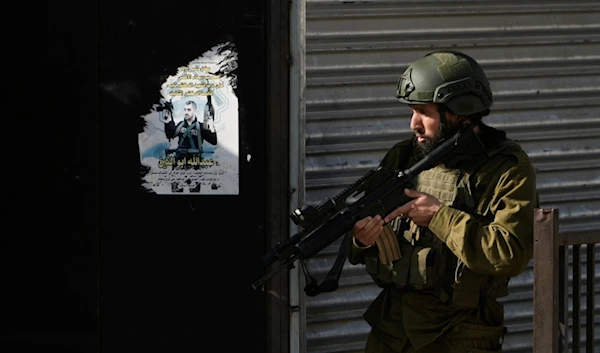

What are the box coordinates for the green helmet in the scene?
[395,51,493,115]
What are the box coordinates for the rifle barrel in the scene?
[252,253,300,290]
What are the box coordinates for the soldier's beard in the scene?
[413,123,461,159]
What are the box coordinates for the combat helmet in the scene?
[395,51,493,116]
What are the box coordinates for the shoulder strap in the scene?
[174,121,185,135]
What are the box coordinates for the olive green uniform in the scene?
[347,124,538,352]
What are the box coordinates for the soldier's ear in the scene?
[453,114,471,126]
[443,110,459,123]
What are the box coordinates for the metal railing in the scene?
[533,208,600,353]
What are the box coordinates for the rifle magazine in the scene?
[376,224,402,265]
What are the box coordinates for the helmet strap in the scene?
[437,104,451,137]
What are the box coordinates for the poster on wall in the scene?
[138,42,239,195]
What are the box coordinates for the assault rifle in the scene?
[251,123,486,295]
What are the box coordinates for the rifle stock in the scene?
[252,123,484,291]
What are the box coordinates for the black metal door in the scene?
[1,1,278,352]
[98,1,268,352]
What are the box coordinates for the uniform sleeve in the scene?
[346,234,376,265]
[428,157,537,277]
[165,120,177,139]
[201,127,217,145]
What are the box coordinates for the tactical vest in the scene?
[174,120,203,154]
[365,141,517,309]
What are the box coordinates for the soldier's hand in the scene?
[352,215,384,247]
[384,189,441,227]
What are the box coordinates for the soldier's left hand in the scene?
[384,189,441,227]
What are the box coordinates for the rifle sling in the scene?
[303,232,349,297]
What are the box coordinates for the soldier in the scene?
[347,51,538,353]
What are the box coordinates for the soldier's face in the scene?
[409,104,443,153]
[409,103,464,154]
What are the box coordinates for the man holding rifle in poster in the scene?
[161,96,217,192]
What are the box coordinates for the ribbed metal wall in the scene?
[298,1,600,353]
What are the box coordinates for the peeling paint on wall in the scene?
[138,42,239,195]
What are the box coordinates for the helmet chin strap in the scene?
[437,104,452,138]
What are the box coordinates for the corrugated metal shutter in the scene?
[298,1,600,353]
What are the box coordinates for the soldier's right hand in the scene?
[352,215,384,247]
